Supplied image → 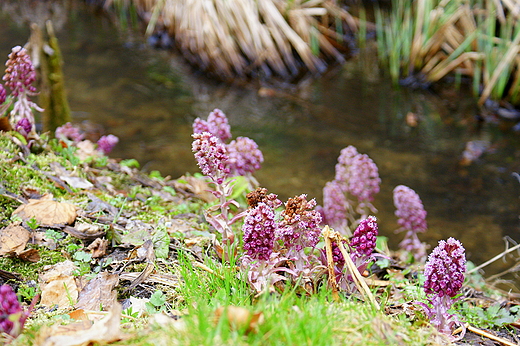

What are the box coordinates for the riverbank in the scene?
[0,130,519,345]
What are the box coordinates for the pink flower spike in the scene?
[97,134,119,154]
[227,136,264,176]
[393,185,427,233]
[192,131,230,184]
[242,202,277,261]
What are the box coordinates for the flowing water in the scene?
[1,2,520,282]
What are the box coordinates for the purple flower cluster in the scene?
[393,185,428,262]
[278,194,322,252]
[349,216,378,262]
[246,187,282,210]
[193,108,231,142]
[227,137,264,176]
[192,132,230,184]
[242,202,277,260]
[335,146,381,202]
[0,284,27,337]
[0,84,6,104]
[55,122,85,143]
[393,185,427,233]
[322,180,349,231]
[3,46,37,97]
[14,118,32,138]
[423,238,466,336]
[97,134,119,154]
[0,46,42,133]
[192,109,263,179]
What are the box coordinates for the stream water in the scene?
[1,2,520,283]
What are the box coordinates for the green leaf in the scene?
[152,225,170,259]
[120,159,140,168]
[149,290,166,307]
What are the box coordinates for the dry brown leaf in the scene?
[214,306,264,334]
[173,175,217,203]
[39,261,79,308]
[13,194,77,226]
[18,248,40,262]
[0,223,30,256]
[68,309,90,322]
[36,302,123,346]
[75,272,119,311]
[86,238,108,258]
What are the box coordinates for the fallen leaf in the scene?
[214,306,264,334]
[86,238,108,258]
[60,176,94,190]
[18,248,40,262]
[173,175,216,203]
[36,302,123,346]
[75,140,102,162]
[68,309,89,322]
[63,222,105,240]
[13,194,77,226]
[75,272,119,311]
[39,261,79,308]
[0,223,30,256]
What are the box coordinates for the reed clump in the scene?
[104,0,362,81]
[375,0,520,106]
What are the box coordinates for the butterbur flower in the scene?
[55,122,85,143]
[2,46,42,128]
[0,84,6,104]
[334,145,359,184]
[278,194,322,252]
[322,180,349,234]
[193,108,232,142]
[0,284,29,338]
[3,46,37,97]
[346,154,380,202]
[97,134,119,154]
[393,185,428,262]
[242,202,277,261]
[227,136,264,176]
[192,132,230,184]
[14,118,32,138]
[422,238,466,337]
[393,185,427,233]
[349,216,378,263]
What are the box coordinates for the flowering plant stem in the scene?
[322,226,380,310]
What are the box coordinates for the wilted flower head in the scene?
[55,122,85,143]
[242,202,277,261]
[246,187,282,210]
[0,284,27,337]
[14,117,32,137]
[192,131,230,184]
[349,216,378,261]
[3,46,37,97]
[424,238,466,298]
[322,180,349,233]
[393,185,427,233]
[193,108,232,143]
[227,136,263,176]
[278,194,322,251]
[97,134,119,154]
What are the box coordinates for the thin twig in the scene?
[467,243,520,274]
[466,324,518,346]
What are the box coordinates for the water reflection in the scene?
[0,2,519,281]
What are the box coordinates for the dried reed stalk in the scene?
[125,0,356,79]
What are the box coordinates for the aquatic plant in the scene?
[422,238,466,338]
[393,185,428,262]
[0,46,43,134]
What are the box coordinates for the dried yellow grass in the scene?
[115,0,358,80]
